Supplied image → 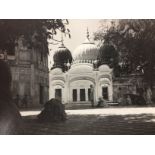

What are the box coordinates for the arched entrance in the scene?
[70,78,95,103]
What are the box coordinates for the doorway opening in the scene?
[55,89,62,101]
[88,88,91,101]
[102,87,108,100]
[80,89,85,101]
[73,89,77,102]
[39,85,44,104]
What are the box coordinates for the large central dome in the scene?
[73,30,99,63]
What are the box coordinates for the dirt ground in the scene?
[21,107,155,135]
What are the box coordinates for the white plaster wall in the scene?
[49,79,65,103]
[49,63,113,104]
[98,78,113,101]
[69,80,94,103]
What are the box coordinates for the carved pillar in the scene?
[86,88,88,101]
[77,89,80,102]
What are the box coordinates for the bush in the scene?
[129,94,146,105]
[37,98,67,122]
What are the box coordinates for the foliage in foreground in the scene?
[0,19,70,54]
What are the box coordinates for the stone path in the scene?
[21,107,155,135]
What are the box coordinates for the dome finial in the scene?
[86,27,90,40]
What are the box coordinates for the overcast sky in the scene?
[63,19,101,51]
[49,19,101,52]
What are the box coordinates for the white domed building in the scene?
[49,31,113,104]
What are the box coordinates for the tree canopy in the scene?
[0,19,70,55]
[94,19,155,85]
[97,43,120,76]
[98,44,118,66]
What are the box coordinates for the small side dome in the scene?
[53,43,72,72]
[98,64,112,72]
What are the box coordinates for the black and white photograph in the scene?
[0,19,155,135]
[1,1,155,155]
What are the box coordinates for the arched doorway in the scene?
[70,78,95,103]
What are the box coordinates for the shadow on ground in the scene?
[22,113,155,135]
